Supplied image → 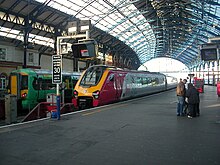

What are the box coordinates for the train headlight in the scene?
[73,90,78,98]
[21,93,27,98]
[92,90,100,99]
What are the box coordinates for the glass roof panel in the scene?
[0,26,54,47]
[35,0,156,64]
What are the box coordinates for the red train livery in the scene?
[72,65,177,109]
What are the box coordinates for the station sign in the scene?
[52,55,62,84]
[71,40,97,58]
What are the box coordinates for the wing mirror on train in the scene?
[71,39,97,58]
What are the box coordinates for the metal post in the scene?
[86,30,90,39]
[217,60,219,81]
[36,104,39,119]
[55,34,87,118]
[56,38,61,120]
[56,83,60,120]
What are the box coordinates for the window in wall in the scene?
[0,48,6,60]
[28,52,34,63]
[0,74,7,89]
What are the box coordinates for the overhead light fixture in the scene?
[79,20,91,32]
[67,21,78,35]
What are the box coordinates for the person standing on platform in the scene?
[176,78,186,116]
[183,78,189,115]
[185,83,200,118]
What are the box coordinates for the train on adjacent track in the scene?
[8,68,81,112]
[72,65,178,109]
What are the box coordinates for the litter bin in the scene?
[5,94,17,124]
[47,93,56,105]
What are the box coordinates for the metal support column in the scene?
[23,17,31,68]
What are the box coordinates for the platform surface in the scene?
[0,86,220,165]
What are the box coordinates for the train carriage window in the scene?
[32,77,38,90]
[32,78,55,90]
[21,75,28,90]
[46,79,56,89]
[147,77,152,85]
[155,78,159,84]
[42,79,55,90]
[142,77,148,85]
[70,75,81,88]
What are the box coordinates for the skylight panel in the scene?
[34,0,157,63]
[121,33,129,39]
[116,26,127,33]
[87,6,102,16]
[80,9,95,18]
[107,13,121,23]
[0,26,54,47]
[114,12,124,19]
[130,16,140,23]
[108,0,121,6]
[118,36,126,41]
[90,2,108,15]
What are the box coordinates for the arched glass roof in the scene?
[1,0,220,69]
[36,0,156,63]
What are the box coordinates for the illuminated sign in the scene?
[72,40,97,58]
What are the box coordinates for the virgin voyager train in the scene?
[72,65,177,109]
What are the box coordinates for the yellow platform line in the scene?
[82,104,128,116]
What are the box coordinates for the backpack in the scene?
[176,83,185,96]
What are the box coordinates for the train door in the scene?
[36,76,47,102]
[115,73,123,100]
[100,73,117,105]
[9,73,24,111]
[10,75,18,96]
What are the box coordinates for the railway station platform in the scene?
[0,85,220,165]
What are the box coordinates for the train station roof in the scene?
[1,0,220,69]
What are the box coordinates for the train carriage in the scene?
[72,65,177,109]
[8,68,81,111]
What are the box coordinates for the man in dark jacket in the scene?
[185,83,200,118]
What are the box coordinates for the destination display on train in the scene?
[52,55,62,84]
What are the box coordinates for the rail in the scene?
[21,102,75,122]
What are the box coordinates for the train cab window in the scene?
[21,75,28,90]
[108,74,114,81]
[80,67,103,86]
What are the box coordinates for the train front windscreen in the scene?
[80,67,104,87]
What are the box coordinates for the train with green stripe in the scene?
[8,68,81,111]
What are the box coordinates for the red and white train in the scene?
[72,65,177,109]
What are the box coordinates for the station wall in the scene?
[0,43,86,91]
